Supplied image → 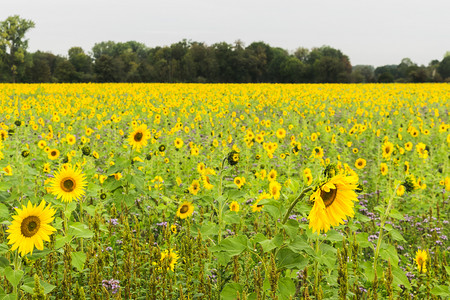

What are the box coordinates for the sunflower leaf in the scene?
[69,223,94,239]
[71,251,87,272]
[4,266,23,288]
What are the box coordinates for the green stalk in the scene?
[373,184,399,270]
[281,186,313,224]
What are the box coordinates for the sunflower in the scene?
[160,249,179,271]
[380,163,388,176]
[49,164,87,203]
[6,200,56,256]
[355,158,366,169]
[188,180,201,195]
[128,124,150,151]
[234,177,245,189]
[269,181,282,200]
[3,165,13,176]
[396,185,405,196]
[37,140,46,149]
[176,202,194,219]
[415,249,427,273]
[48,149,60,160]
[308,174,359,234]
[382,141,394,159]
[66,134,76,145]
[252,193,271,212]
[312,147,324,159]
[230,201,240,212]
[268,169,277,182]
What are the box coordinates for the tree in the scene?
[0,15,35,82]
[437,56,450,80]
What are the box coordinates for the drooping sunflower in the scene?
[415,249,427,273]
[176,202,194,219]
[128,124,150,151]
[6,200,56,256]
[49,164,87,203]
[308,174,359,234]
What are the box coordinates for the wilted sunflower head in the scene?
[227,151,239,166]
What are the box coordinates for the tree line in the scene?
[1,15,450,83]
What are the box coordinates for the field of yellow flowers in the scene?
[0,83,449,299]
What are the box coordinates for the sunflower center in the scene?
[321,188,338,207]
[134,132,143,142]
[51,151,57,156]
[61,177,76,192]
[21,216,41,237]
[180,205,189,214]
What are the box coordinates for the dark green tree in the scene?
[0,15,35,82]
[437,55,450,80]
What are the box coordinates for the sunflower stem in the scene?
[373,184,399,271]
[63,202,68,236]
[281,186,313,224]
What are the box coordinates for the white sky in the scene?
[2,0,450,66]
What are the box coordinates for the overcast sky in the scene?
[2,0,450,67]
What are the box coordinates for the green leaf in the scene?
[288,236,313,255]
[0,256,9,270]
[277,277,296,300]
[276,248,307,270]
[379,244,399,267]
[392,267,411,290]
[199,222,219,238]
[282,219,299,239]
[69,222,94,239]
[258,234,283,253]
[430,285,450,297]
[223,211,241,224]
[0,203,9,222]
[21,276,56,294]
[323,230,344,242]
[4,266,24,288]
[221,282,243,300]
[388,209,403,220]
[71,251,87,272]
[387,229,406,242]
[355,232,372,248]
[212,235,248,256]
[54,234,73,249]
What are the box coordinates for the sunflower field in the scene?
[0,83,449,299]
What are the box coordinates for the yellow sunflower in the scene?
[176,202,194,219]
[415,249,427,273]
[355,158,366,169]
[48,149,60,160]
[269,181,282,200]
[6,200,56,256]
[188,180,201,195]
[160,249,179,271]
[128,124,150,151]
[49,164,87,203]
[229,201,240,212]
[308,174,359,234]
[379,163,388,176]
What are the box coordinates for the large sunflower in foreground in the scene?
[6,200,56,256]
[49,164,87,203]
[308,174,358,234]
[128,124,150,151]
